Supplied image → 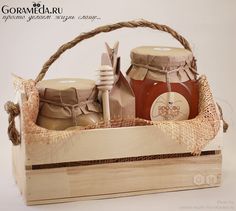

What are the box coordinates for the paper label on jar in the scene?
[150,92,190,121]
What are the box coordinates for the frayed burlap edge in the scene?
[13,74,220,154]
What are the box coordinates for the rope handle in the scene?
[4,101,21,145]
[5,19,229,145]
[35,19,197,83]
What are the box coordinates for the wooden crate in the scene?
[12,95,223,206]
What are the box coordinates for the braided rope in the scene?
[35,19,196,83]
[4,101,21,145]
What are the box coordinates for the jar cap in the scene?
[131,46,193,66]
[37,78,95,91]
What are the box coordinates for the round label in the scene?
[150,92,190,121]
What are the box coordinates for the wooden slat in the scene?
[25,124,223,166]
[26,185,220,206]
[25,154,221,204]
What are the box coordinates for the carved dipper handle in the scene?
[97,64,114,122]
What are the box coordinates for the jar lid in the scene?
[37,78,95,91]
[128,46,196,82]
[131,46,193,67]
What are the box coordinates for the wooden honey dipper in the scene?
[96,53,114,122]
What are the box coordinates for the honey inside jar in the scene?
[127,46,199,121]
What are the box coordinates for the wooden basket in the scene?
[5,20,224,206]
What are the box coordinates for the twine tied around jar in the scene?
[39,98,101,125]
[131,61,198,92]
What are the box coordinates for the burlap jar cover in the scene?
[4,20,227,154]
[36,78,102,130]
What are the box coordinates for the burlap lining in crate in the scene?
[13,74,220,154]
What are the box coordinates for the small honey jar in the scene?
[127,46,199,121]
[36,78,102,130]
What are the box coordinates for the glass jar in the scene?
[127,46,199,121]
[36,78,102,130]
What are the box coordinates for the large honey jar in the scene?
[36,78,102,130]
[127,46,199,121]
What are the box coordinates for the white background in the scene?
[0,0,235,210]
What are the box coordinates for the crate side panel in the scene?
[25,124,223,166]
[12,145,26,198]
[12,93,27,200]
[26,185,220,206]
[25,154,221,203]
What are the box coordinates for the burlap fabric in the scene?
[12,74,220,154]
